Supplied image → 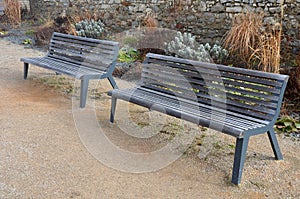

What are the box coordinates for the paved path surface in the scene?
[0,39,300,198]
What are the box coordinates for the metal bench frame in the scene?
[108,53,289,185]
[21,32,119,108]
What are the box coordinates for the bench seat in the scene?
[21,57,111,79]
[109,87,269,138]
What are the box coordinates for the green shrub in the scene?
[75,19,106,39]
[25,29,35,36]
[118,47,140,64]
[164,31,228,63]
[275,116,300,134]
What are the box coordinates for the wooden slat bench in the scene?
[108,53,289,185]
[21,32,119,108]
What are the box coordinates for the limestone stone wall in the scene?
[35,0,300,43]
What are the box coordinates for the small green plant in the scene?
[159,122,184,139]
[90,89,102,99]
[75,19,106,39]
[137,122,150,128]
[275,116,300,133]
[38,18,47,25]
[25,29,35,36]
[22,38,32,45]
[118,47,140,64]
[0,31,8,35]
[164,31,228,63]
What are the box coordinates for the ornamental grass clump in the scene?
[251,27,281,73]
[3,0,21,26]
[250,4,284,73]
[223,12,263,68]
[223,4,284,73]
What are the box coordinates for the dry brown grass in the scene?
[144,14,157,28]
[223,12,263,67]
[251,4,283,73]
[3,0,21,26]
[34,21,54,46]
[251,27,281,73]
[67,8,100,24]
[223,6,284,73]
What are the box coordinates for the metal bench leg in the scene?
[231,136,249,185]
[80,78,89,108]
[24,63,29,79]
[267,129,283,160]
[108,76,118,89]
[110,96,117,123]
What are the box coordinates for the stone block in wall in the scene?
[187,15,196,22]
[210,3,225,12]
[226,6,242,13]
[197,1,207,12]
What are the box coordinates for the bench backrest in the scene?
[47,32,119,73]
[142,53,289,123]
